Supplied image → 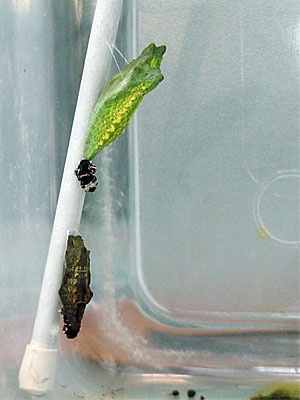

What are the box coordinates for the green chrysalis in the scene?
[84,43,166,161]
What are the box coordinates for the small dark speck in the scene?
[23,69,26,72]
[187,389,196,397]
[200,396,205,400]
[171,389,180,396]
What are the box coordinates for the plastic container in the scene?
[0,1,299,399]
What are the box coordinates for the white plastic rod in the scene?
[19,0,123,395]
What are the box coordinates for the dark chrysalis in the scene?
[58,234,93,339]
[74,159,98,192]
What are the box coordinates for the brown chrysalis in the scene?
[58,234,93,339]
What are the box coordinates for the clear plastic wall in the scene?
[0,0,299,399]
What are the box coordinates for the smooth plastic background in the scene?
[134,0,300,320]
[0,0,299,399]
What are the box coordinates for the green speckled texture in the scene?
[248,381,300,400]
[84,43,166,160]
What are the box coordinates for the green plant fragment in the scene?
[248,381,300,400]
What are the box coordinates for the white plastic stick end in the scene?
[18,341,57,396]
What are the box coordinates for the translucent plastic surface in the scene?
[0,0,299,398]
[135,0,300,322]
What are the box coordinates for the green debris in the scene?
[248,381,300,400]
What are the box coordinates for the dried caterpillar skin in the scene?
[84,43,166,160]
[58,235,93,339]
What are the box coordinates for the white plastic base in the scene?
[18,341,57,396]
